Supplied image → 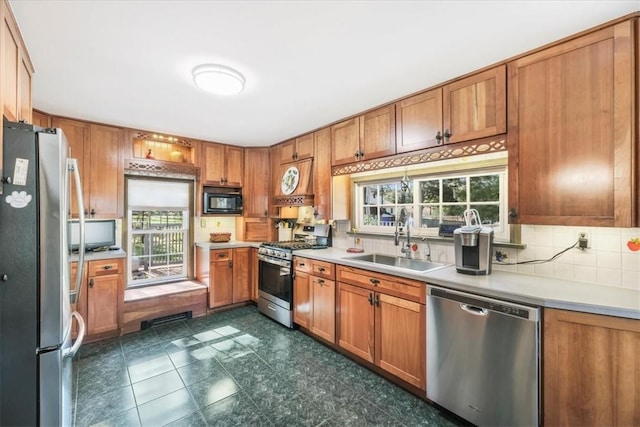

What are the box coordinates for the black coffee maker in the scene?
[453,209,494,275]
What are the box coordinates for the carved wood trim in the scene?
[331,136,507,176]
[272,195,315,207]
[132,132,194,147]
[125,158,200,179]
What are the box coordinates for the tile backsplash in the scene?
[332,225,640,291]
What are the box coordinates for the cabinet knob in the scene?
[509,208,518,219]
[443,129,452,143]
[90,208,96,217]
[435,131,443,145]
[229,261,233,268]
[318,267,325,272]
[317,279,325,285]
[354,151,360,160]
[89,278,94,288]
[359,150,364,159]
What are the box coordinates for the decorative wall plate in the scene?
[281,166,300,195]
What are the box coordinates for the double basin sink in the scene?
[345,253,448,273]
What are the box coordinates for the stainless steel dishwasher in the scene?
[426,285,540,427]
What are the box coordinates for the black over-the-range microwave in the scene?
[203,187,243,215]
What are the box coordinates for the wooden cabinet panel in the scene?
[396,88,443,153]
[250,248,259,302]
[336,265,424,303]
[278,139,297,164]
[31,110,51,128]
[241,218,269,242]
[360,105,396,160]
[313,127,332,221]
[209,259,233,308]
[52,118,89,216]
[543,309,640,426]
[338,282,375,363]
[89,124,123,218]
[310,276,335,343]
[331,117,361,166]
[294,257,313,274]
[293,270,311,329]
[376,293,425,389]
[18,55,31,123]
[443,65,506,143]
[279,134,314,164]
[202,143,244,187]
[2,9,18,122]
[508,21,634,226]
[232,247,251,303]
[243,148,270,217]
[87,273,119,335]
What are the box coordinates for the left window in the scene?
[127,178,191,287]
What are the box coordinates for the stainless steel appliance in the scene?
[426,286,540,427]
[202,187,243,215]
[0,120,86,426]
[453,209,494,275]
[257,223,331,327]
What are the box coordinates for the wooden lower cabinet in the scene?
[293,257,336,343]
[196,246,252,309]
[71,258,123,340]
[543,308,640,426]
[337,265,426,390]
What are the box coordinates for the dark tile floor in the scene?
[73,305,462,427]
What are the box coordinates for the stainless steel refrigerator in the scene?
[0,120,86,426]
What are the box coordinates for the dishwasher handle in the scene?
[460,303,488,316]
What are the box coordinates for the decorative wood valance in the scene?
[331,136,507,176]
[132,132,194,147]
[124,158,200,180]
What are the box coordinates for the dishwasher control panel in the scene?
[429,287,538,320]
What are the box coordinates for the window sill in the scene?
[346,231,526,250]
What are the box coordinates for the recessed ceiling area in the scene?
[9,1,638,147]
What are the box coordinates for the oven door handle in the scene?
[257,254,291,269]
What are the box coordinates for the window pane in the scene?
[442,178,466,202]
[470,175,499,202]
[363,185,379,205]
[420,181,439,203]
[397,206,413,226]
[471,204,500,226]
[442,205,466,222]
[362,207,379,225]
[419,205,440,228]
[381,207,396,226]
[398,181,413,204]
[380,184,397,204]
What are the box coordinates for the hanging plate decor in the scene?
[281,166,300,195]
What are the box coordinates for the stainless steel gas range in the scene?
[257,224,330,328]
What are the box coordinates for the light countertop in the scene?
[294,248,640,320]
[195,241,260,249]
[70,248,126,262]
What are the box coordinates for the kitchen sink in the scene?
[345,253,448,272]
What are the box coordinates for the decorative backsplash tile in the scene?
[332,225,640,291]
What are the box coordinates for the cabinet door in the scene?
[310,277,335,343]
[278,139,297,164]
[232,247,251,303]
[443,65,506,144]
[361,105,396,161]
[225,146,244,187]
[508,21,634,227]
[2,8,19,122]
[250,248,259,302]
[396,88,443,153]
[86,274,119,335]
[331,117,361,166]
[53,118,90,217]
[293,271,311,329]
[89,124,122,218]
[544,309,640,426]
[313,127,332,220]
[294,133,315,161]
[338,282,374,363]
[243,148,270,217]
[202,143,226,186]
[375,293,425,390]
[18,54,32,123]
[32,110,51,127]
[209,260,233,308]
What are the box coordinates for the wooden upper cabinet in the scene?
[313,127,332,221]
[331,105,396,166]
[443,65,506,144]
[543,309,640,426]
[31,110,51,128]
[243,147,270,218]
[2,0,33,124]
[396,88,443,153]
[508,21,635,227]
[201,143,244,187]
[89,124,123,218]
[279,133,314,164]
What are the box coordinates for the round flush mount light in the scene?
[192,64,245,96]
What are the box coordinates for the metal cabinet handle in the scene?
[375,294,380,307]
[509,208,518,219]
[354,151,360,160]
[317,279,325,285]
[368,293,373,305]
[435,131,443,145]
[229,261,233,268]
[318,267,325,272]
[89,278,94,288]
[443,129,452,143]
[102,265,113,270]
[299,263,305,267]
[218,253,226,258]
[369,278,380,286]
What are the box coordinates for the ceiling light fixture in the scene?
[192,64,245,96]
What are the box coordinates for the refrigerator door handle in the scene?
[63,311,85,359]
[68,158,85,304]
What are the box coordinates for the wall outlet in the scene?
[200,218,206,228]
[578,232,589,249]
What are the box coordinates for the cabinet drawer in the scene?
[311,276,334,288]
[211,249,232,262]
[88,259,121,276]
[336,265,424,303]
[312,260,334,279]
[294,257,313,274]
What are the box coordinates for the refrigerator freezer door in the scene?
[40,329,73,427]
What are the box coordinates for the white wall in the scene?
[194,216,237,243]
[332,225,640,291]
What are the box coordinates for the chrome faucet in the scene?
[394,221,402,246]
[400,223,412,259]
[421,236,432,262]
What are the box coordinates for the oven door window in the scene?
[259,260,292,304]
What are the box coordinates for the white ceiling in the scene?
[9,1,639,147]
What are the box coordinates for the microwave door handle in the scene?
[68,158,85,304]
